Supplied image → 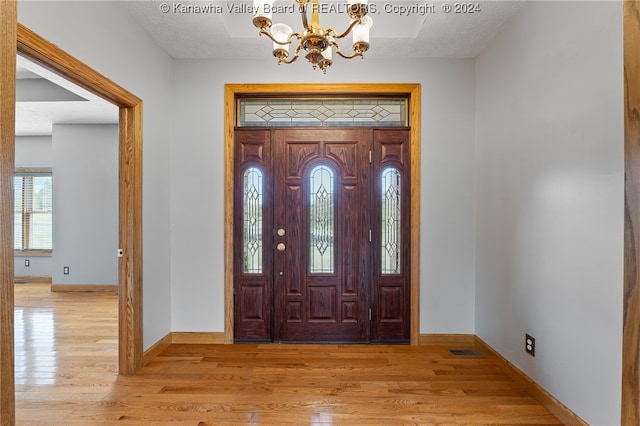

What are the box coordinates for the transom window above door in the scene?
[237,97,408,127]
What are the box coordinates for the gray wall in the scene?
[51,124,118,286]
[170,57,477,333]
[475,2,623,424]
[14,136,53,276]
[19,0,174,348]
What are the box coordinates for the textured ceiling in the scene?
[16,55,118,137]
[17,1,525,136]
[126,0,525,59]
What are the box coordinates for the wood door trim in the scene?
[14,24,144,376]
[0,1,17,423]
[224,83,421,344]
[623,1,640,423]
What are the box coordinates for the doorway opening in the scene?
[17,24,144,374]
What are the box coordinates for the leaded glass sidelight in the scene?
[309,165,335,274]
[381,168,401,274]
[243,167,263,274]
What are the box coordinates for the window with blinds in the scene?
[14,169,53,251]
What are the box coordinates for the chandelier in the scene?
[252,0,373,73]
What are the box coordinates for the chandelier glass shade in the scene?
[252,0,372,73]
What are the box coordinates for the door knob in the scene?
[276,243,286,252]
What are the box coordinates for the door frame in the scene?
[223,83,421,344]
[16,23,143,370]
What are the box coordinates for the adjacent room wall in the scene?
[475,2,623,424]
[170,58,477,334]
[51,124,118,286]
[14,136,52,277]
[18,0,174,348]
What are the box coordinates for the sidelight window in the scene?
[309,165,335,274]
[243,167,264,274]
[381,167,401,274]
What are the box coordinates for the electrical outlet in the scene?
[63,266,70,275]
[526,334,535,356]
[24,259,30,267]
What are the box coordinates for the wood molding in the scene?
[223,84,235,344]
[51,284,118,293]
[143,333,226,366]
[0,2,17,424]
[14,276,51,284]
[624,1,640,423]
[142,333,172,366]
[16,24,140,108]
[474,337,587,426]
[171,332,226,344]
[418,334,475,346]
[223,83,421,344]
[118,102,144,375]
[16,25,144,376]
[408,84,421,345]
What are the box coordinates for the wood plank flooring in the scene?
[14,282,564,425]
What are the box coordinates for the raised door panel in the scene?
[273,128,371,342]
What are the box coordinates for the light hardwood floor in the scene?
[14,282,564,425]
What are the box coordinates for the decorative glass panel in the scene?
[381,168,401,274]
[309,165,335,274]
[239,98,407,127]
[243,167,263,274]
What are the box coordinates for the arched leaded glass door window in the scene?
[243,167,263,274]
[309,164,335,274]
[381,167,401,275]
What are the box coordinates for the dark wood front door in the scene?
[272,128,371,341]
[234,127,410,343]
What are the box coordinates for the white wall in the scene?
[18,1,174,348]
[51,124,118,285]
[14,136,53,276]
[170,58,477,333]
[475,2,623,424]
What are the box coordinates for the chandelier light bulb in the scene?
[271,23,293,56]
[253,0,275,28]
[352,15,373,53]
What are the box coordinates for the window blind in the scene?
[14,171,53,251]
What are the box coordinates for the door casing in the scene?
[223,83,421,344]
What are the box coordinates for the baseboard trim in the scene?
[143,332,226,366]
[14,275,52,284]
[418,333,475,346]
[143,333,172,366]
[51,284,118,293]
[473,336,587,425]
[171,332,226,344]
